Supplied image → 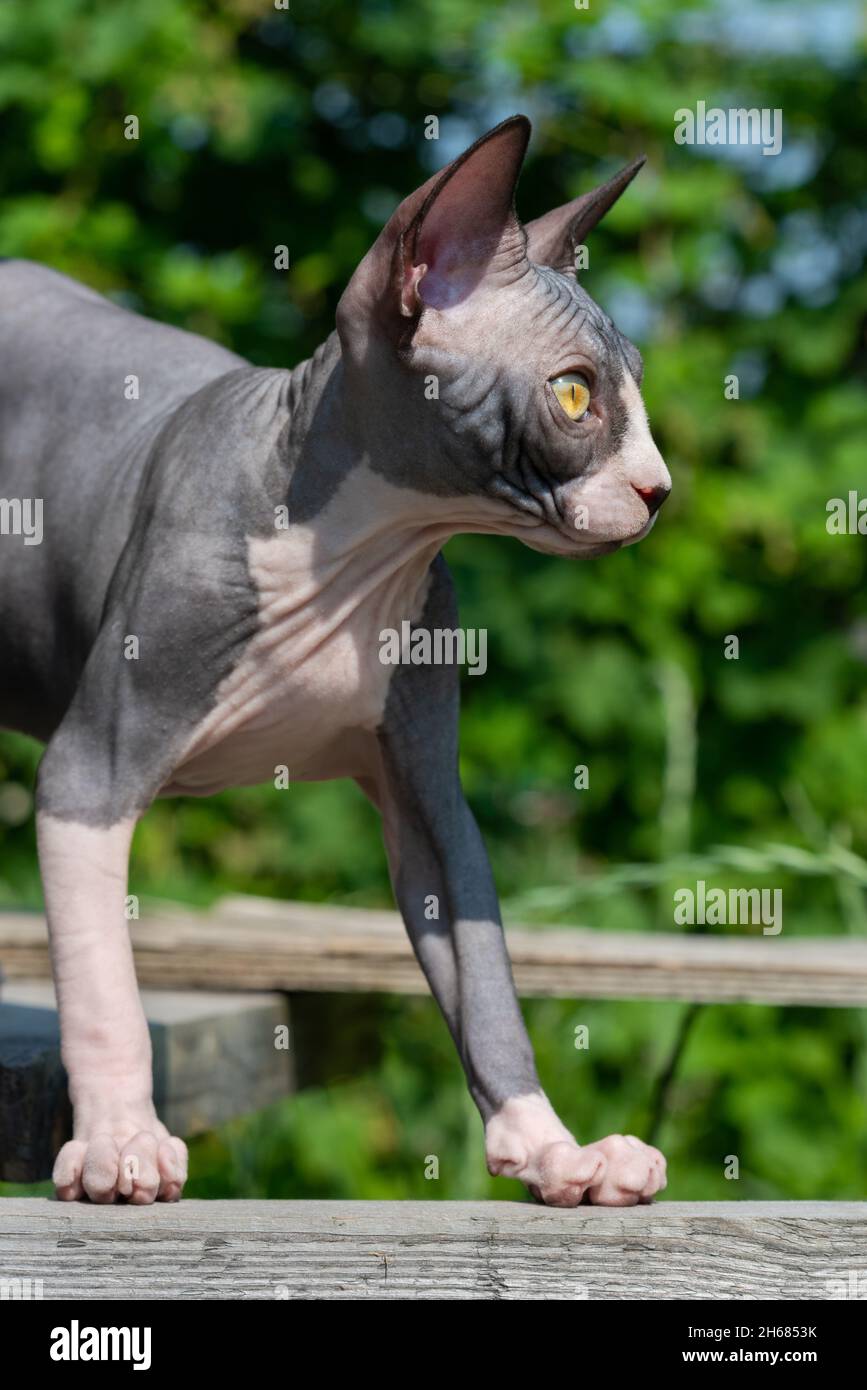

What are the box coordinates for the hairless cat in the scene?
[0,115,671,1205]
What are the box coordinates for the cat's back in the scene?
[0,257,249,550]
[0,261,249,741]
[0,258,245,426]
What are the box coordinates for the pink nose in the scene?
[632,483,670,516]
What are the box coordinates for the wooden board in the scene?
[0,983,293,1182]
[0,1198,864,1300]
[2,897,867,1006]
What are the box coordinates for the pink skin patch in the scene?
[53,1127,187,1205]
[38,813,188,1204]
[485,1093,667,1207]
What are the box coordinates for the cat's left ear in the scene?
[524,155,646,274]
[337,115,530,351]
[403,115,530,312]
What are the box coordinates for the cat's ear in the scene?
[337,115,530,349]
[524,156,645,274]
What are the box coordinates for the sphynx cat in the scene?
[0,115,670,1205]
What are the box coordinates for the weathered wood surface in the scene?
[0,1199,863,1300]
[2,896,866,1005]
[0,983,293,1181]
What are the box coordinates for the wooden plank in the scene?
[2,899,866,1006]
[0,1199,863,1300]
[0,1031,70,1191]
[0,984,293,1182]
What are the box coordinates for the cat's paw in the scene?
[516,1139,607,1207]
[53,1118,187,1204]
[485,1095,666,1207]
[575,1133,666,1206]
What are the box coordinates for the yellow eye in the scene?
[550,373,591,420]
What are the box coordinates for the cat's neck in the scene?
[282,332,514,563]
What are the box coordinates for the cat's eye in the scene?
[550,372,591,421]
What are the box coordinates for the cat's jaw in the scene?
[491,480,661,558]
[520,532,624,559]
[620,510,660,548]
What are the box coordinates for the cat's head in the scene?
[336,115,670,557]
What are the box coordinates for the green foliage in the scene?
[0,0,865,1200]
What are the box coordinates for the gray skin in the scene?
[0,116,671,1205]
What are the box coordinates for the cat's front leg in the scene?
[374,765,665,1205]
[368,562,667,1206]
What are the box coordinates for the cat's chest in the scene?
[165,525,433,794]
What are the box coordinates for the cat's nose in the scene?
[632,482,670,516]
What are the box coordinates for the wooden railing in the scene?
[2,1198,864,1300]
[2,898,865,1300]
[3,895,867,1004]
